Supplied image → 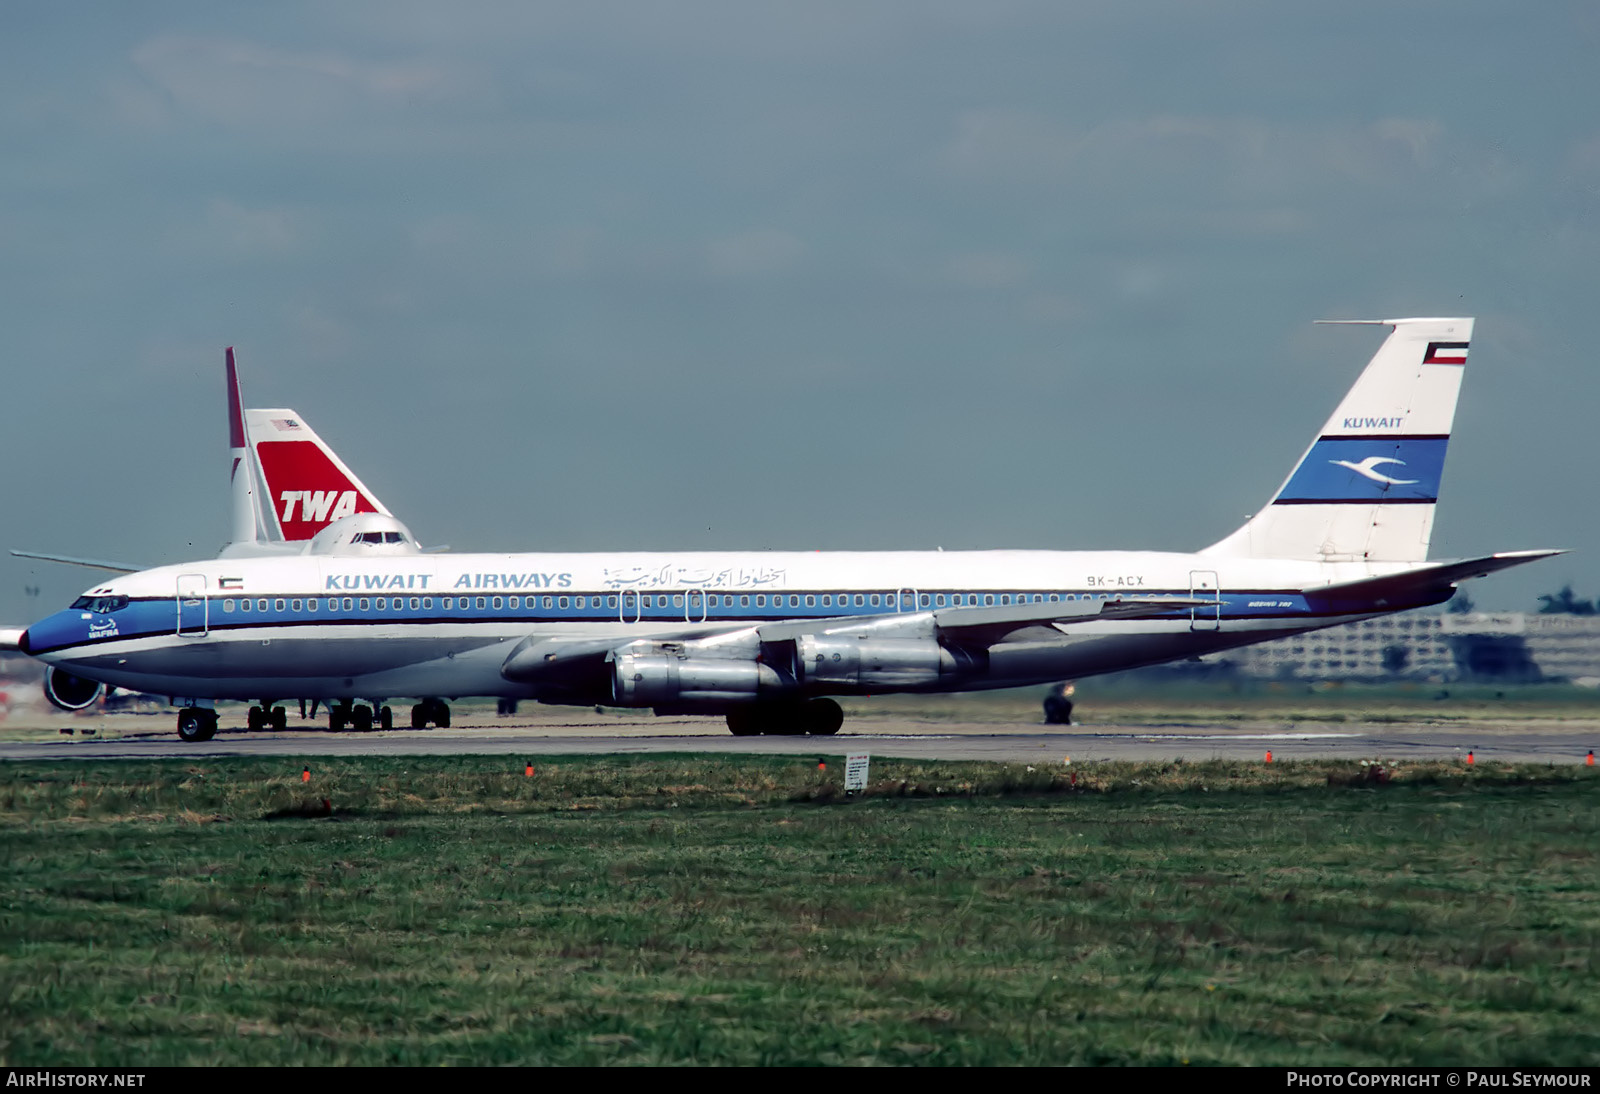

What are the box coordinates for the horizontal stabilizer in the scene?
[1310,549,1565,604]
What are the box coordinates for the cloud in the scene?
[201,198,305,256]
[938,110,1454,196]
[705,228,807,276]
[944,251,1031,289]
[129,34,463,130]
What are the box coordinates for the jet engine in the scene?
[796,635,970,688]
[611,647,784,706]
[44,667,104,711]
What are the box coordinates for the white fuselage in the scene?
[23,547,1420,706]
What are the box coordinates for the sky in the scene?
[2,1,1597,621]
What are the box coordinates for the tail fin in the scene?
[225,348,263,545]
[245,408,391,541]
[1202,317,1473,562]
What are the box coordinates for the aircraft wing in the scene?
[9,549,146,574]
[501,595,1205,687]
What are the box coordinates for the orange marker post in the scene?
[302,766,310,784]
[1587,751,1593,767]
[525,762,534,777]
[1466,751,1475,766]
[1265,750,1273,764]
[817,759,826,771]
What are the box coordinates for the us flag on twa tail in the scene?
[1423,341,1469,365]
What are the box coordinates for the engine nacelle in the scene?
[44,667,104,711]
[797,636,961,689]
[611,649,783,707]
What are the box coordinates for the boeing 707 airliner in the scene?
[3,318,1559,740]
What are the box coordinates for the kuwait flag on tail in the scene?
[1423,341,1469,365]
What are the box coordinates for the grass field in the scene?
[3,755,1598,1065]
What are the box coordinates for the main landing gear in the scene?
[176,707,218,742]
[725,698,843,737]
[411,698,450,729]
[329,702,394,732]
[246,704,289,731]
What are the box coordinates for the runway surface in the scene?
[3,708,1596,764]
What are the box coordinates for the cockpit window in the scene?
[71,595,129,613]
[353,531,408,545]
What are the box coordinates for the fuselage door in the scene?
[1188,570,1221,631]
[685,588,708,623]
[619,591,641,624]
[176,573,209,637]
[896,588,919,613]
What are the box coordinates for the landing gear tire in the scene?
[378,705,393,731]
[247,706,264,731]
[176,707,217,743]
[352,704,374,733]
[726,709,760,737]
[329,705,350,732]
[409,699,450,729]
[270,705,288,730]
[1043,684,1075,726]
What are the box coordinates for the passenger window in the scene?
[509,596,520,609]
[223,599,234,613]
[543,596,553,609]
[258,599,269,612]
[275,599,286,612]
[741,596,750,608]
[607,596,617,608]
[344,597,355,610]
[423,597,433,609]
[494,597,504,610]
[869,594,880,607]
[805,595,815,607]
[291,599,302,611]
[442,597,452,610]
[557,596,568,609]
[409,598,419,610]
[376,598,387,610]
[756,595,766,607]
[476,597,487,609]
[854,595,865,607]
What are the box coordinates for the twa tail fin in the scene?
[245,409,391,541]
[1202,317,1473,562]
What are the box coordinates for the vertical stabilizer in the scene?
[245,408,391,541]
[1202,317,1472,562]
[225,348,262,545]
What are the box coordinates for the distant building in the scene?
[1227,612,1600,683]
